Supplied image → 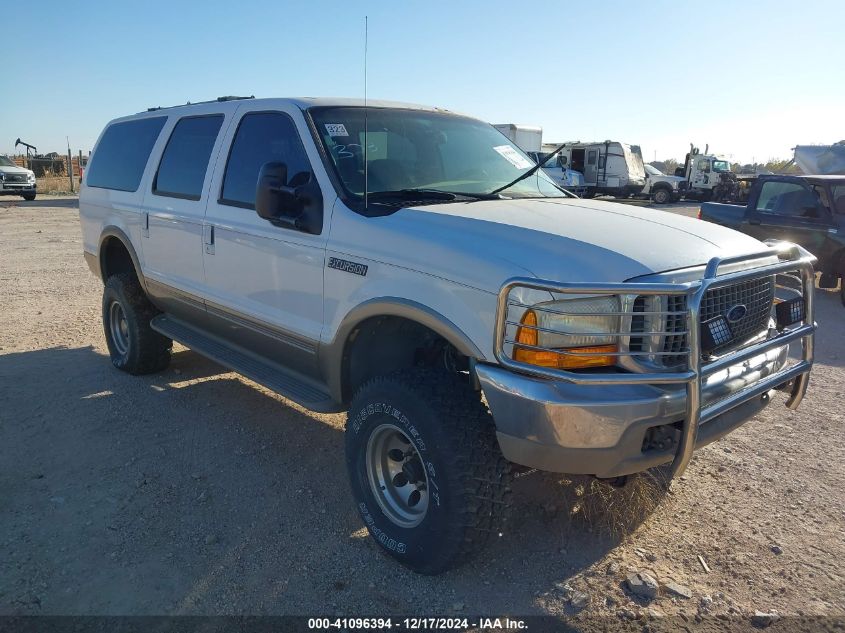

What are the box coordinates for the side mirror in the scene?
[255,161,323,235]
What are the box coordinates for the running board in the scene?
[151,314,341,413]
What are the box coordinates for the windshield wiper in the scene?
[365,188,501,202]
[487,142,568,196]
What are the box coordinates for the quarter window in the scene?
[220,112,312,209]
[86,117,166,192]
[154,115,224,200]
[587,150,597,166]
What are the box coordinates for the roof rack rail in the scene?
[145,95,255,112]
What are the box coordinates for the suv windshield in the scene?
[0,156,17,167]
[309,107,565,202]
[713,160,730,172]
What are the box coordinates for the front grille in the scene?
[700,276,775,353]
[4,173,27,183]
[663,295,688,365]
[630,275,775,366]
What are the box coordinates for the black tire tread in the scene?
[348,368,512,574]
[103,273,171,375]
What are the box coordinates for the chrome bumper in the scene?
[488,243,815,478]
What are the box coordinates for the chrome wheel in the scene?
[109,301,130,356]
[366,423,429,528]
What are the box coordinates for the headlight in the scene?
[27,172,36,182]
[513,295,621,369]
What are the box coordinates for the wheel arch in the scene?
[321,298,485,405]
[98,227,147,292]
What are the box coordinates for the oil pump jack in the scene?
[15,138,36,168]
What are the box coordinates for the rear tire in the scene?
[345,368,511,574]
[102,273,171,374]
[652,188,672,205]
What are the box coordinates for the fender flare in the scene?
[320,297,485,404]
[98,226,148,293]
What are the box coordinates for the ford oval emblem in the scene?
[726,304,747,323]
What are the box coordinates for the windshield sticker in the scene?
[493,145,533,170]
[324,123,349,137]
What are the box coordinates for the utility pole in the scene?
[67,136,74,194]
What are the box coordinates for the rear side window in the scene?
[154,115,224,200]
[220,112,312,209]
[87,117,166,192]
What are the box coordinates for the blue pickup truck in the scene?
[700,174,845,304]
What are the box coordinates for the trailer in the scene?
[493,124,543,153]
[545,141,645,198]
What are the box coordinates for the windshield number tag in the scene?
[325,123,349,137]
[493,145,533,170]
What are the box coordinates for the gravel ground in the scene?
[1,196,843,625]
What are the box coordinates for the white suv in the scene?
[79,96,815,574]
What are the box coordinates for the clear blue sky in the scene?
[5,0,844,163]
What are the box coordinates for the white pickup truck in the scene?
[79,97,816,575]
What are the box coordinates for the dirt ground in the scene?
[1,196,843,626]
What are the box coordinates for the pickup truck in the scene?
[700,174,845,304]
[0,155,37,200]
[79,97,816,574]
[641,163,685,204]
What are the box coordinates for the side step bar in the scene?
[151,314,341,413]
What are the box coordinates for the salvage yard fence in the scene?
[10,152,90,193]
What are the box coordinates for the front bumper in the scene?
[487,243,815,479]
[0,182,36,195]
[478,345,788,478]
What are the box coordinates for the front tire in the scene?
[22,193,36,201]
[345,369,511,574]
[102,273,172,374]
[652,188,672,204]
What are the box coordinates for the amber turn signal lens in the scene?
[513,310,617,369]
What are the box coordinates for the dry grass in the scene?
[558,470,670,539]
[36,174,79,195]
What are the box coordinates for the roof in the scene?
[137,96,454,115]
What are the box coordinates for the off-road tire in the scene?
[652,188,672,204]
[102,273,171,375]
[345,368,512,574]
[22,193,36,201]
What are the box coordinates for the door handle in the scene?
[142,211,150,237]
[749,219,761,225]
[203,224,215,255]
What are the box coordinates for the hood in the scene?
[0,165,33,175]
[651,174,685,184]
[332,197,766,293]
